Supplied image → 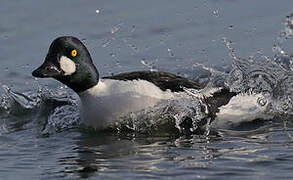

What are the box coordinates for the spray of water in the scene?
[223,14,293,118]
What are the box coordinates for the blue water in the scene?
[1,0,293,179]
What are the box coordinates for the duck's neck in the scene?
[56,66,99,93]
[71,78,99,93]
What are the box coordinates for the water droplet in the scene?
[21,64,29,69]
[111,23,123,34]
[130,44,138,51]
[131,25,136,33]
[167,48,174,57]
[1,96,10,110]
[140,59,157,71]
[212,10,219,17]
[111,27,119,34]
[282,102,290,111]
[257,97,267,106]
[285,13,293,30]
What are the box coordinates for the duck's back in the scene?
[103,71,204,92]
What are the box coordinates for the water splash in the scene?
[42,105,80,135]
[223,14,293,117]
[112,93,211,135]
[0,85,80,135]
[275,13,293,52]
[2,85,37,109]
[0,84,215,136]
[140,59,158,72]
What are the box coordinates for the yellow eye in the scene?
[71,49,77,57]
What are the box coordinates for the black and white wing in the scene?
[103,71,204,92]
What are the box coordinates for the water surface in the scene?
[1,0,293,179]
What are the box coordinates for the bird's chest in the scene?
[79,92,164,129]
[77,79,174,129]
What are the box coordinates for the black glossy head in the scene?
[32,36,99,93]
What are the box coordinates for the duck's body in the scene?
[79,70,207,129]
[32,36,236,130]
[78,78,174,129]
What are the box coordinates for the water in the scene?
[1,0,293,179]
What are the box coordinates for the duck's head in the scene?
[32,36,99,93]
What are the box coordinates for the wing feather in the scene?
[103,71,204,92]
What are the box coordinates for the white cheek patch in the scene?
[60,56,76,75]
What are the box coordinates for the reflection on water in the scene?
[52,127,293,179]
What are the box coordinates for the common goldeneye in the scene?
[32,36,236,130]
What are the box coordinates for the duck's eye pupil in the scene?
[71,50,77,57]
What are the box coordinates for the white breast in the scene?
[78,79,175,129]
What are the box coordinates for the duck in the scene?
[32,36,236,130]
